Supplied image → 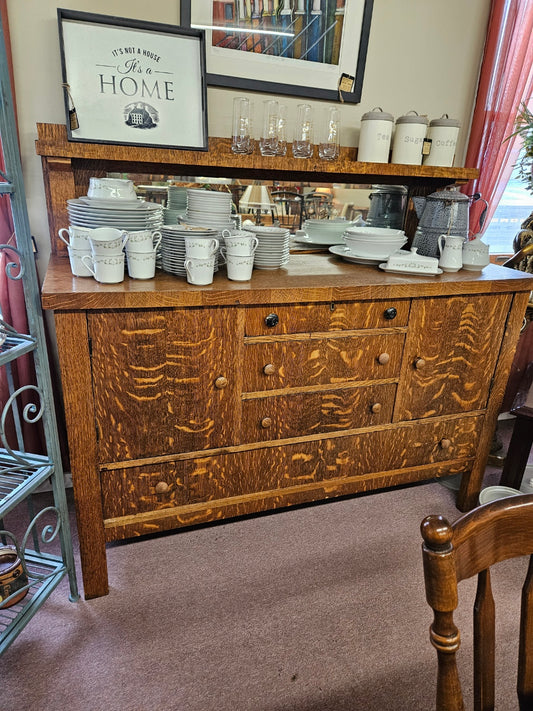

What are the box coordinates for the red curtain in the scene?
[0,1,43,454]
[463,0,533,236]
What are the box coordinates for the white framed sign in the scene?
[57,9,208,150]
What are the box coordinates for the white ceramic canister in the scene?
[357,108,394,163]
[423,114,461,167]
[391,111,429,165]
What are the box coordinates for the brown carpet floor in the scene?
[0,419,530,710]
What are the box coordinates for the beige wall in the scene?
[6,0,490,277]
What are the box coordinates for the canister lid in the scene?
[361,107,394,122]
[371,184,408,194]
[396,111,428,126]
[429,114,460,128]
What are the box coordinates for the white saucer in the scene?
[328,245,383,265]
[295,235,344,246]
[378,263,443,276]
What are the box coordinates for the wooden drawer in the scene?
[243,332,405,392]
[101,460,188,519]
[187,414,482,502]
[244,300,410,335]
[101,414,481,526]
[241,383,396,442]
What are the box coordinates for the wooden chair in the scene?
[421,494,533,710]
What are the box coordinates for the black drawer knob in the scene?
[265,313,279,328]
[384,307,397,320]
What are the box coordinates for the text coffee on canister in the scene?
[391,111,429,165]
[423,114,461,167]
[357,108,394,163]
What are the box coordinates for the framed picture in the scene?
[57,9,208,150]
[180,0,373,103]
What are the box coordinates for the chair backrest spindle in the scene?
[421,494,533,710]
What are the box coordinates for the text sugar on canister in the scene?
[391,111,429,165]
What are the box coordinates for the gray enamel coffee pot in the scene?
[411,185,487,258]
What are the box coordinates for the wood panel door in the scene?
[394,294,512,421]
[89,307,242,461]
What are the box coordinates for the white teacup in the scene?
[81,253,125,283]
[87,177,137,201]
[67,246,93,277]
[184,235,219,259]
[127,249,157,280]
[89,228,128,256]
[58,226,92,250]
[221,230,259,256]
[226,254,254,281]
[126,230,162,253]
[185,256,215,285]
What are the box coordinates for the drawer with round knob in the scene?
[186,414,484,505]
[100,461,187,520]
[242,332,405,391]
[241,384,397,442]
[244,300,410,336]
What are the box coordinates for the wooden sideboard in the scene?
[37,123,532,599]
[42,257,533,598]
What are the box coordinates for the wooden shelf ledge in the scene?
[35,123,478,186]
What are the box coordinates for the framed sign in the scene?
[180,0,373,104]
[57,9,208,150]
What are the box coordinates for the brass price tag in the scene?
[338,73,354,93]
[422,138,432,156]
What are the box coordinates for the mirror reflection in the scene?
[109,172,408,236]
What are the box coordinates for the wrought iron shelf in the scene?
[0,549,68,654]
[0,333,36,367]
[0,11,78,654]
[0,450,53,518]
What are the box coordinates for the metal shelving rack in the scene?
[0,14,78,653]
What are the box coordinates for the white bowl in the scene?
[343,234,407,258]
[300,219,359,245]
[478,485,522,505]
[87,177,137,201]
[343,226,405,239]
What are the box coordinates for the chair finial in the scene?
[421,514,453,550]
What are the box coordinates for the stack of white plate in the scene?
[67,196,163,231]
[164,186,188,225]
[296,218,354,246]
[184,188,234,231]
[246,225,290,270]
[160,224,220,277]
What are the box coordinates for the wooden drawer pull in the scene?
[155,481,169,494]
[440,438,452,450]
[414,357,426,369]
[371,402,382,414]
[261,417,273,429]
[377,352,390,365]
[263,363,277,375]
[215,376,228,389]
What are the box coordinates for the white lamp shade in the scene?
[239,185,275,212]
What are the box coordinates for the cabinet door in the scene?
[394,294,511,421]
[89,307,241,461]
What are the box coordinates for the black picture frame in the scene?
[180,0,373,104]
[58,8,208,150]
